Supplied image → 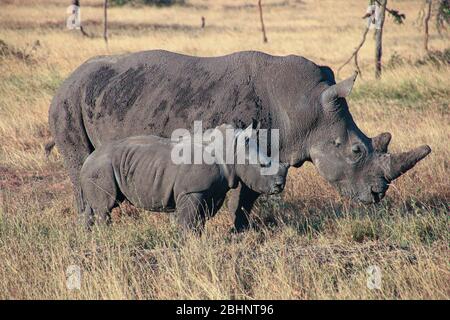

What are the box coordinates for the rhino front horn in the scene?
[385,145,432,181]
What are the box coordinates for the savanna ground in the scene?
[0,0,449,299]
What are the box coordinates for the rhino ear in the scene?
[335,71,358,97]
[321,71,358,107]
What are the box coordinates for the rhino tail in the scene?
[44,139,56,157]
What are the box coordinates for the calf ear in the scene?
[244,123,253,137]
[251,118,260,130]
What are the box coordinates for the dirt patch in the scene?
[0,166,70,209]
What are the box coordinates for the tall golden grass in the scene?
[0,0,448,299]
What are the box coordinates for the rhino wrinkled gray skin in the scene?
[80,124,288,231]
[49,50,431,231]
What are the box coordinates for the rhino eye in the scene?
[352,144,362,154]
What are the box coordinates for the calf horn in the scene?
[372,132,392,153]
[384,145,431,181]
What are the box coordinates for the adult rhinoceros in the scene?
[49,50,431,231]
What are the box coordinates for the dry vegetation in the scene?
[0,0,449,299]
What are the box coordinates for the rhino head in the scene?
[307,72,431,204]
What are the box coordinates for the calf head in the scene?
[308,72,431,204]
[212,123,289,195]
[234,124,289,194]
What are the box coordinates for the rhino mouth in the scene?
[369,190,383,204]
[335,181,388,204]
[355,183,389,204]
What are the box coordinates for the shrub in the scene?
[111,0,185,6]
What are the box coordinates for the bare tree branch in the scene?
[337,25,370,77]
[424,0,432,52]
[374,0,406,24]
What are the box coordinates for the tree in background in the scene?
[258,0,268,43]
[104,0,109,45]
[374,0,387,79]
[339,0,405,79]
[419,0,449,52]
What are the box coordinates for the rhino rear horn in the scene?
[372,132,392,153]
[385,145,431,181]
[321,71,358,108]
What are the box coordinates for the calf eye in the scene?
[260,162,271,168]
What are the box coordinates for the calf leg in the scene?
[83,204,94,230]
[176,193,208,234]
[227,182,260,232]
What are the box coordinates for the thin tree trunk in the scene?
[424,0,432,52]
[258,0,268,43]
[103,0,108,44]
[375,0,387,79]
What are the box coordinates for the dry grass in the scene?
[0,0,449,299]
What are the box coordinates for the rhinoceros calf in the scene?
[80,124,288,231]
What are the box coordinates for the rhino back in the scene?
[58,50,330,164]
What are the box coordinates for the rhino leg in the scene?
[55,140,91,218]
[227,182,260,232]
[176,192,207,234]
[49,99,94,217]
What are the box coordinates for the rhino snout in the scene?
[357,182,389,204]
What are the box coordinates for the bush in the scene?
[111,0,185,6]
